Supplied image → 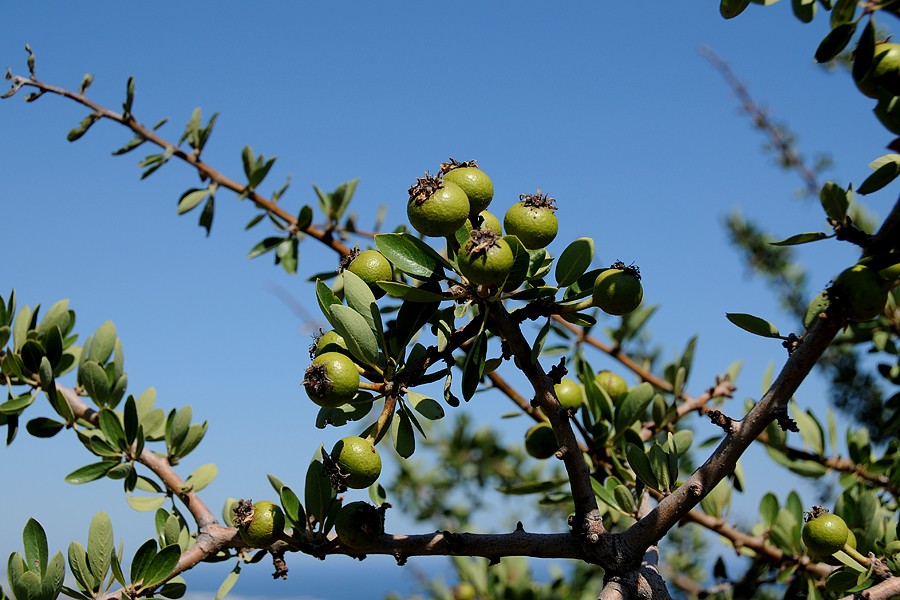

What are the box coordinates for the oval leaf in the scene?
[769,232,829,246]
[725,313,781,338]
[329,304,379,367]
[554,237,594,288]
[65,461,117,484]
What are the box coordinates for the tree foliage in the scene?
[3,3,900,599]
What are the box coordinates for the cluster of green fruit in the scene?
[801,507,861,567]
[524,371,628,459]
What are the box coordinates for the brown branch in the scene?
[4,74,351,257]
[849,576,900,600]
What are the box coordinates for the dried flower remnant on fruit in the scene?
[439,157,479,174]
[467,228,502,257]
[611,260,641,280]
[407,172,444,205]
[321,446,349,493]
[302,362,332,398]
[338,246,362,271]
[233,499,254,527]
[519,189,557,211]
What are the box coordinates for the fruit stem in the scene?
[358,381,384,392]
[843,543,871,568]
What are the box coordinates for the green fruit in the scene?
[331,436,382,489]
[832,264,887,322]
[314,330,349,357]
[303,352,360,408]
[855,42,900,99]
[456,230,515,286]
[347,249,393,298]
[524,422,558,459]
[504,191,558,250]
[874,95,900,136]
[454,582,477,600]
[810,529,857,565]
[554,378,583,409]
[593,267,643,316]
[595,370,628,401]
[334,501,383,549]
[407,174,470,237]
[442,163,494,215]
[802,513,849,556]
[240,501,285,547]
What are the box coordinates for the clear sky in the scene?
[1,2,894,598]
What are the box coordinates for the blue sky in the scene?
[1,2,894,597]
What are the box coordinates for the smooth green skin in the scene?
[348,249,393,298]
[460,210,502,236]
[592,269,643,316]
[802,514,849,556]
[856,43,900,99]
[809,529,857,565]
[524,422,558,459]
[305,351,360,408]
[554,378,584,409]
[443,167,494,215]
[314,330,349,357]
[456,236,515,286]
[503,202,558,249]
[407,181,470,237]
[240,501,285,547]
[332,436,382,489]
[334,501,382,549]
[833,264,887,322]
[595,370,628,401]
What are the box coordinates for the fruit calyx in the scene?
[338,246,362,271]
[302,362,332,398]
[232,498,256,528]
[611,260,642,280]
[465,228,503,258]
[408,172,444,205]
[439,157,479,174]
[519,188,557,211]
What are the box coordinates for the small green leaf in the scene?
[26,417,64,438]
[43,551,65,599]
[554,237,594,288]
[329,304,379,367]
[177,187,211,215]
[819,181,849,222]
[791,0,816,23]
[497,480,567,495]
[87,511,113,585]
[23,517,49,575]
[852,18,877,87]
[626,444,658,490]
[140,544,180,588]
[815,22,857,63]
[613,485,636,515]
[247,237,283,259]
[304,458,336,530]
[720,0,752,18]
[279,486,304,530]
[89,321,117,365]
[126,495,167,512]
[461,330,486,401]
[80,361,111,406]
[858,158,900,195]
[130,539,157,586]
[700,478,732,519]
[391,409,416,459]
[769,231,830,246]
[65,461,117,484]
[377,281,446,302]
[648,443,671,493]
[99,409,126,451]
[614,382,654,435]
[374,233,451,280]
[0,393,36,415]
[759,492,779,528]
[406,391,444,420]
[215,565,241,600]
[67,113,101,142]
[199,196,215,236]
[185,464,217,493]
[725,313,781,338]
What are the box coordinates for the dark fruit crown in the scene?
[439,157,479,174]
[805,505,830,522]
[408,172,444,205]
[611,260,642,280]
[232,499,255,527]
[338,246,362,272]
[466,228,502,257]
[519,188,557,210]
[302,362,331,396]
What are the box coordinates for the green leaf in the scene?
[65,461,117,484]
[461,330,486,401]
[165,406,192,455]
[67,113,101,142]
[648,443,671,493]
[502,235,531,292]
[700,478,732,519]
[406,391,444,420]
[376,281,446,302]
[626,444,658,490]
[554,237,594,288]
[304,459,336,529]
[720,0,752,18]
[852,18,876,87]
[830,0,857,26]
[177,187,211,215]
[769,231,830,246]
[0,393,36,415]
[140,544,180,589]
[315,280,341,327]
[199,196,215,236]
[791,0,816,23]
[329,304,379,367]
[87,511,113,585]
[98,409,126,451]
[279,486,304,530]
[123,76,135,115]
[791,400,824,455]
[858,157,900,195]
[815,22,857,63]
[80,361,111,406]
[819,181,849,222]
[130,539,157,586]
[725,313,781,338]
[126,495,167,512]
[497,480,567,495]
[23,518,49,575]
[614,382,654,435]
[374,233,451,280]
[759,492,779,527]
[185,464,217,493]
[391,409,416,459]
[247,237,283,259]
[803,289,831,329]
[341,270,380,335]
[43,552,65,599]
[26,417,64,438]
[275,237,298,275]
[89,321,117,365]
